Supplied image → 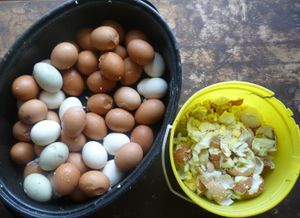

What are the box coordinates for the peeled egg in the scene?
[62,107,86,137]
[11,75,39,101]
[114,87,141,111]
[30,120,61,146]
[131,125,154,154]
[87,94,113,115]
[144,52,165,77]
[135,99,165,125]
[60,131,86,152]
[137,78,168,99]
[105,108,135,132]
[120,58,143,86]
[39,90,65,109]
[18,99,48,125]
[79,171,110,197]
[50,42,78,70]
[90,26,119,51]
[99,52,125,81]
[62,68,84,96]
[67,153,89,174]
[12,121,32,142]
[76,28,93,50]
[86,70,117,93]
[82,141,107,169]
[102,160,124,187]
[125,30,148,46]
[76,50,98,75]
[23,159,44,178]
[127,39,154,65]
[103,133,130,155]
[83,113,107,140]
[102,20,125,43]
[59,97,82,119]
[10,142,35,164]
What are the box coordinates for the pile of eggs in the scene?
[9,20,168,203]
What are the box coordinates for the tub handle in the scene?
[161,124,194,203]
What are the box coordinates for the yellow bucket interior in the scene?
[169,81,300,217]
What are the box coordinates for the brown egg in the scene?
[18,99,48,125]
[99,52,125,81]
[69,186,88,202]
[12,121,32,142]
[50,42,79,70]
[60,131,86,152]
[46,111,60,124]
[11,75,39,101]
[76,28,93,50]
[62,68,85,96]
[53,163,80,196]
[87,94,113,115]
[105,108,135,132]
[62,107,87,137]
[33,144,44,156]
[135,99,165,125]
[120,58,143,85]
[90,26,119,51]
[125,30,148,46]
[102,20,125,43]
[83,112,107,140]
[76,50,98,75]
[78,171,110,197]
[67,153,89,174]
[23,160,44,177]
[114,87,141,111]
[127,39,155,65]
[114,142,143,171]
[131,125,154,154]
[86,70,116,93]
[113,45,127,59]
[66,40,81,52]
[10,142,35,164]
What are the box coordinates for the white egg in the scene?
[58,97,82,119]
[39,142,69,171]
[39,90,66,109]
[137,77,168,98]
[33,62,63,93]
[82,141,107,169]
[23,173,52,202]
[30,120,61,146]
[102,160,124,187]
[103,133,130,155]
[144,52,165,77]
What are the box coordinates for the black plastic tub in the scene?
[0,0,181,217]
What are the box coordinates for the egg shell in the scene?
[12,121,32,142]
[10,142,35,164]
[144,52,165,77]
[46,111,60,124]
[102,20,125,43]
[76,50,98,75]
[53,163,80,196]
[78,171,110,197]
[120,58,143,86]
[102,159,124,187]
[30,120,61,146]
[86,70,117,93]
[23,159,44,178]
[114,142,143,171]
[76,28,93,50]
[23,173,52,202]
[39,90,66,109]
[114,87,141,111]
[105,108,135,132]
[62,107,86,137]
[11,75,39,101]
[135,99,165,125]
[82,141,107,169]
[127,39,154,65]
[83,113,107,140]
[39,142,69,171]
[87,94,113,116]
[113,45,127,59]
[60,131,86,152]
[33,62,63,93]
[67,153,89,174]
[59,97,82,119]
[90,26,119,52]
[130,125,154,154]
[62,68,85,96]
[50,42,78,70]
[18,99,48,125]
[137,78,168,99]
[103,133,130,155]
[99,52,125,81]
[125,30,148,46]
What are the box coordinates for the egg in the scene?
[33,144,44,156]
[59,97,82,119]
[87,94,113,115]
[60,131,86,152]
[137,78,168,99]
[10,142,35,164]
[12,121,32,142]
[114,142,143,171]
[39,90,66,109]
[83,112,107,140]
[67,153,89,174]
[11,75,39,101]
[76,50,98,75]
[46,111,60,123]
[23,173,52,202]
[103,133,130,155]
[120,58,143,85]
[135,99,165,125]
[102,20,125,43]
[30,120,61,146]
[39,142,69,171]
[62,107,86,137]
[99,52,125,81]
[102,160,124,187]
[131,125,154,154]
[50,42,79,70]
[125,30,148,46]
[18,99,48,125]
[105,108,135,132]
[127,39,154,65]
[114,87,141,111]
[62,68,84,96]
[144,52,165,77]
[82,141,107,169]
[86,70,116,93]
[90,26,119,51]
[76,28,93,50]
[23,159,44,177]
[113,45,127,59]
[52,163,80,196]
[78,171,110,197]
[69,186,88,202]
[33,62,63,93]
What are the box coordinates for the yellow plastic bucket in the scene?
[168,81,300,217]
